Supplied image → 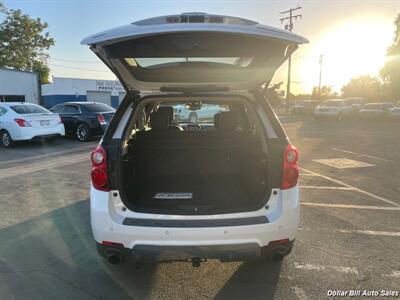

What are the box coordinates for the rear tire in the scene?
[1,130,14,148]
[76,123,91,142]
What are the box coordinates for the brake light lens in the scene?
[14,118,32,127]
[91,145,109,191]
[281,144,299,190]
[97,114,106,125]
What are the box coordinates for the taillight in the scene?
[14,118,32,127]
[281,144,299,190]
[91,145,109,191]
[97,114,106,125]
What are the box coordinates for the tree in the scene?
[311,85,337,100]
[341,75,382,100]
[381,14,400,100]
[0,4,54,83]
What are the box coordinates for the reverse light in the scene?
[281,144,299,190]
[91,145,109,191]
[14,118,32,127]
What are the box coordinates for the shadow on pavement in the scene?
[0,200,157,300]
[215,260,282,300]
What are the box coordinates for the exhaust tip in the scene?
[271,252,284,262]
[106,251,122,264]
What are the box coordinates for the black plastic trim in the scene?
[122,216,268,227]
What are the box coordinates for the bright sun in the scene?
[298,17,394,93]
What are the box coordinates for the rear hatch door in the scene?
[81,13,308,93]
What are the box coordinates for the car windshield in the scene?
[10,104,50,114]
[84,103,114,112]
[322,101,343,107]
[171,103,230,123]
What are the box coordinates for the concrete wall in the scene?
[41,77,125,108]
[0,68,39,104]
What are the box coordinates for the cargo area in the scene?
[120,100,270,215]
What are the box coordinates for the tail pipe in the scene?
[106,250,123,264]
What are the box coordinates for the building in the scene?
[41,77,126,108]
[0,68,40,104]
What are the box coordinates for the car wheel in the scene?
[1,130,14,148]
[76,123,91,142]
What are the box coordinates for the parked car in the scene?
[344,97,365,114]
[314,99,352,120]
[0,102,65,148]
[83,13,307,265]
[173,103,229,123]
[390,101,400,121]
[290,100,318,116]
[50,102,115,142]
[358,102,394,120]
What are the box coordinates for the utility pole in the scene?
[318,54,323,99]
[280,5,302,112]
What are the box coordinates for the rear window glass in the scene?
[84,103,114,112]
[125,57,254,69]
[10,104,49,114]
[171,103,229,123]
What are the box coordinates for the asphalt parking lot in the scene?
[0,118,399,300]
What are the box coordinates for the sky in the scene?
[2,0,400,94]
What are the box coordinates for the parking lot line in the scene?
[300,186,356,190]
[382,271,400,278]
[299,227,400,237]
[331,147,400,165]
[301,202,400,210]
[294,262,359,275]
[0,152,89,179]
[301,167,400,207]
[0,144,95,167]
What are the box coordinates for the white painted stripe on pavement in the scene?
[0,144,95,167]
[331,147,400,165]
[0,152,89,179]
[294,263,359,275]
[299,227,400,237]
[382,271,400,278]
[300,186,356,190]
[292,286,309,300]
[301,167,400,207]
[301,202,400,210]
[337,229,400,237]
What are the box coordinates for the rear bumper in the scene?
[12,124,65,141]
[90,185,300,262]
[96,240,295,263]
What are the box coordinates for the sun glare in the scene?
[299,17,394,93]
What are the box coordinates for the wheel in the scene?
[189,112,198,123]
[1,130,14,148]
[76,123,91,142]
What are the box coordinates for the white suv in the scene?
[83,13,307,265]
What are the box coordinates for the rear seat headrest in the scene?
[214,112,240,131]
[157,106,174,123]
[150,111,169,131]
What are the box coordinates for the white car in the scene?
[83,13,306,265]
[0,102,65,148]
[314,99,353,120]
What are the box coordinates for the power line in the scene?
[280,5,302,111]
[48,63,111,73]
[49,57,102,64]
